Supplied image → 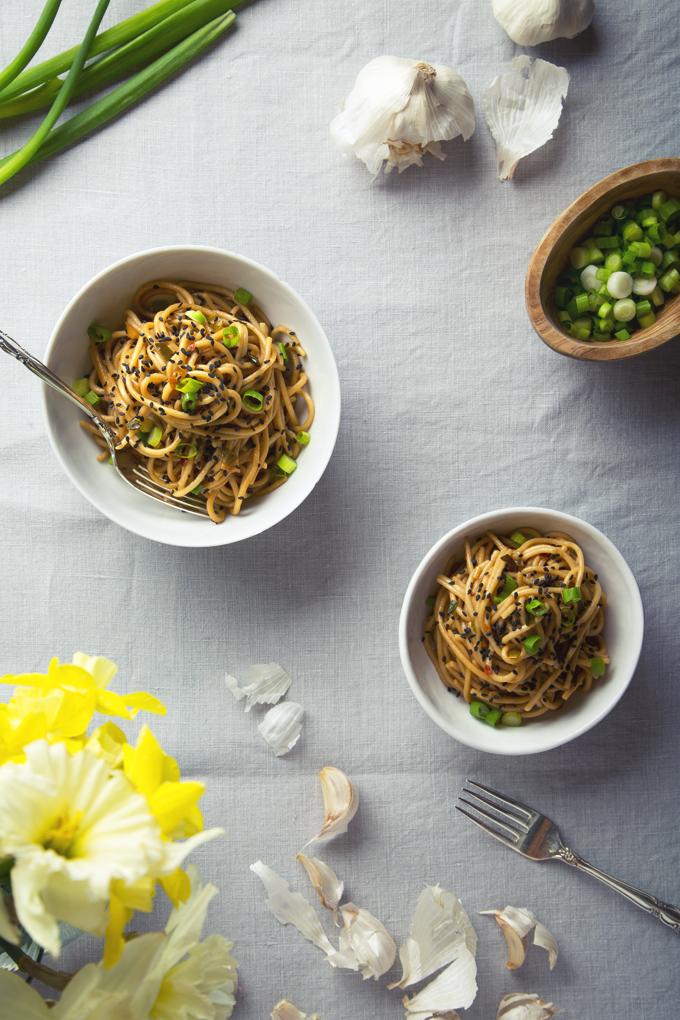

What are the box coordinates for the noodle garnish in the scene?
[423,528,609,719]
[79,280,314,523]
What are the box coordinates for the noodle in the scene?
[79,280,314,523]
[423,528,609,719]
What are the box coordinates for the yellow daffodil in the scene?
[0,741,223,962]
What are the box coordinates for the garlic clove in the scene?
[257,702,304,756]
[402,949,477,1017]
[496,992,563,1019]
[339,903,397,980]
[482,56,569,181]
[225,662,292,712]
[296,854,344,922]
[306,767,359,844]
[532,919,558,970]
[271,1001,320,1020]
[330,56,475,176]
[480,906,558,970]
[492,0,594,46]
[390,885,477,989]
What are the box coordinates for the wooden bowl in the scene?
[526,158,680,361]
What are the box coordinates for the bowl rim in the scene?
[398,506,644,755]
[525,157,680,362]
[41,244,341,547]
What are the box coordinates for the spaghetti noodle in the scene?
[423,528,608,719]
[80,280,314,523]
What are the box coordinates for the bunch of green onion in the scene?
[553,192,680,342]
[0,0,241,188]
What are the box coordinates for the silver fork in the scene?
[0,329,210,518]
[457,780,680,933]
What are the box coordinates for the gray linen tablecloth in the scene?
[1,1,679,1016]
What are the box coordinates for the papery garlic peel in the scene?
[296,853,344,921]
[330,56,475,176]
[339,902,397,980]
[271,1002,320,1020]
[306,766,359,844]
[480,906,558,970]
[496,992,563,1019]
[492,0,594,46]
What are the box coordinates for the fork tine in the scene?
[457,798,524,841]
[461,790,530,832]
[467,780,534,819]
[455,805,521,848]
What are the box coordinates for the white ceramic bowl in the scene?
[42,246,340,547]
[399,508,644,755]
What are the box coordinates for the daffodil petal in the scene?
[95,690,132,721]
[0,969,50,1019]
[0,887,20,944]
[122,692,166,716]
[160,868,192,908]
[125,725,166,798]
[104,891,133,969]
[72,653,118,690]
[147,782,205,835]
[112,876,157,913]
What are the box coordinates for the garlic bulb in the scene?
[305,766,359,845]
[492,0,594,46]
[330,56,475,176]
[482,56,569,180]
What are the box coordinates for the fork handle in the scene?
[0,329,116,444]
[557,847,680,932]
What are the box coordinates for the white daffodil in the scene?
[0,741,222,958]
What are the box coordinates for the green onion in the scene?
[523,634,542,655]
[0,0,63,96]
[448,600,458,614]
[276,453,297,475]
[147,425,163,447]
[659,198,680,223]
[181,394,197,412]
[84,390,99,406]
[73,377,90,396]
[242,389,263,412]
[526,598,547,616]
[493,575,518,604]
[175,377,202,394]
[425,596,436,610]
[470,701,490,720]
[614,328,631,341]
[485,708,502,727]
[561,608,576,626]
[222,325,239,347]
[569,247,588,269]
[501,711,522,727]
[590,657,606,676]
[296,430,311,445]
[0,13,237,182]
[87,324,112,344]
[510,531,526,547]
[276,341,289,362]
[187,309,207,324]
[635,299,652,318]
[660,268,680,292]
[176,443,197,459]
[612,204,627,220]
[234,287,252,305]
[138,418,153,433]
[191,484,203,495]
[562,587,581,605]
[638,310,656,328]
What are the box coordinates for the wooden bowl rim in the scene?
[526,158,680,361]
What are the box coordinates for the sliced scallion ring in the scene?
[242,389,263,412]
[425,596,435,609]
[181,394,197,412]
[175,377,202,394]
[276,453,297,475]
[234,287,253,305]
[73,378,90,396]
[177,443,197,459]
[222,325,239,347]
[187,309,206,324]
[296,431,311,445]
[87,324,111,343]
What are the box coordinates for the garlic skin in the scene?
[492,0,594,45]
[306,767,359,844]
[390,885,477,989]
[338,903,397,980]
[402,950,478,1018]
[257,702,304,756]
[330,56,475,176]
[479,906,558,970]
[225,662,292,712]
[271,1001,320,1020]
[496,992,563,1019]
[296,854,344,922]
[482,56,569,180]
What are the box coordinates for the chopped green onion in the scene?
[425,596,436,610]
[638,310,656,328]
[622,220,643,244]
[187,309,206,324]
[147,425,163,447]
[277,453,297,475]
[605,253,623,272]
[470,701,489,720]
[176,443,197,459]
[175,377,202,394]
[510,531,527,547]
[494,575,518,604]
[448,600,458,614]
[73,377,90,396]
[660,267,680,292]
[222,325,239,347]
[84,390,99,406]
[562,587,581,605]
[651,286,665,308]
[181,394,197,412]
[561,608,576,626]
[635,299,652,318]
[614,328,631,341]
[659,198,680,223]
[612,204,627,220]
[612,298,636,322]
[138,418,153,433]
[276,341,289,362]
[242,389,263,412]
[526,598,547,616]
[523,634,542,655]
[296,430,311,445]
[501,711,522,727]
[108,455,113,464]
[590,657,606,676]
[652,190,667,211]
[191,484,203,495]
[234,287,252,305]
[569,247,588,269]
[87,324,111,344]
[485,708,502,727]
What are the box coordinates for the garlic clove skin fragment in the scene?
[390,884,477,989]
[330,56,475,176]
[492,0,594,46]
[479,906,558,970]
[339,903,397,980]
[296,854,344,922]
[258,702,304,756]
[496,992,563,1019]
[225,662,292,712]
[271,1001,320,1020]
[402,949,478,1018]
[482,56,569,181]
[306,766,359,844]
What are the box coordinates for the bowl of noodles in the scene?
[42,246,340,546]
[399,508,644,755]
